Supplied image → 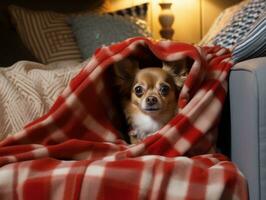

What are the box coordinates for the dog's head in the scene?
[130,67,177,117]
[113,57,190,142]
[113,57,189,118]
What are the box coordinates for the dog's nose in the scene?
[146,96,158,106]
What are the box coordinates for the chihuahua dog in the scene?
[114,57,189,144]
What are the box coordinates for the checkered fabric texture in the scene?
[0,37,248,200]
[213,0,266,49]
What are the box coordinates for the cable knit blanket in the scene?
[0,37,247,200]
[0,60,86,140]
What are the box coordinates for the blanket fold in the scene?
[0,37,247,200]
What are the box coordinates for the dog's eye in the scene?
[134,86,144,97]
[160,84,170,96]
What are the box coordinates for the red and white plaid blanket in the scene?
[0,37,247,200]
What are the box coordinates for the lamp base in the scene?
[160,29,174,40]
[159,2,175,40]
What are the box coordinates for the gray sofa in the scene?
[230,57,266,200]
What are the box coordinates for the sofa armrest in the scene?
[229,57,266,200]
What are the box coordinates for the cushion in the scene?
[8,5,83,64]
[0,11,37,67]
[198,1,248,46]
[8,3,149,64]
[109,3,148,20]
[232,14,266,63]
[68,13,151,59]
[213,0,266,49]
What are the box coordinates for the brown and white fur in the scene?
[113,57,189,144]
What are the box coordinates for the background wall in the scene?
[105,0,242,43]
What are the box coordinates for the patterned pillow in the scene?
[213,0,266,49]
[8,3,149,64]
[198,1,248,46]
[68,13,151,59]
[0,12,37,67]
[108,3,150,39]
[8,5,83,64]
[109,3,148,20]
[232,14,266,63]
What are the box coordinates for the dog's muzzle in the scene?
[143,96,160,111]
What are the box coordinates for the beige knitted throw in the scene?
[0,60,87,140]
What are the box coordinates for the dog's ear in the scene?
[113,57,139,97]
[113,57,139,81]
[162,58,191,89]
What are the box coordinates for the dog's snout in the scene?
[146,96,158,106]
